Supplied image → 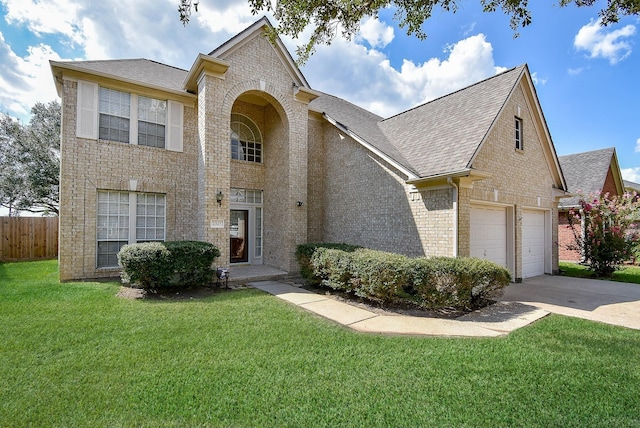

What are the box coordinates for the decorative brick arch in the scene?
[220,80,291,130]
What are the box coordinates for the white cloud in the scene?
[635,138,640,153]
[0,33,62,118]
[303,32,505,117]
[622,167,640,183]
[531,71,547,86]
[574,19,636,64]
[356,17,394,48]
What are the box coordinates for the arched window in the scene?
[230,113,262,163]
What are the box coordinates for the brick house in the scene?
[557,147,625,261]
[50,17,567,283]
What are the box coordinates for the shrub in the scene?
[118,241,220,290]
[310,248,357,291]
[296,243,362,284]
[567,191,640,276]
[303,245,511,310]
[350,249,409,303]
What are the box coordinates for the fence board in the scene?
[0,217,58,261]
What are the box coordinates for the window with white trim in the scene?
[99,87,130,143]
[230,114,262,163]
[515,117,523,150]
[138,96,167,148]
[96,190,166,268]
[76,80,183,152]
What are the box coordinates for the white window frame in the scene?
[230,188,263,262]
[96,190,166,268]
[230,113,263,163]
[76,80,183,152]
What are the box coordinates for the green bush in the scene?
[350,249,409,303]
[118,241,221,290]
[310,247,357,291]
[302,244,511,310]
[296,243,362,284]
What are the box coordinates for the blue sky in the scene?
[0,0,639,186]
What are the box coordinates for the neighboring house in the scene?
[557,147,625,262]
[50,17,567,283]
[625,180,640,195]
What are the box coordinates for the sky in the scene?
[0,0,639,190]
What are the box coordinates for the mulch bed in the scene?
[116,281,487,320]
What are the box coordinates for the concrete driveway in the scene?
[500,275,640,330]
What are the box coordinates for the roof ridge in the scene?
[381,64,524,123]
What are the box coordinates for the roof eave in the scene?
[50,60,197,101]
[183,53,230,93]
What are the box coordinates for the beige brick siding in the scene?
[58,80,199,281]
[319,125,454,257]
[469,81,560,279]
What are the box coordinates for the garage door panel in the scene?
[470,206,507,268]
[522,210,546,278]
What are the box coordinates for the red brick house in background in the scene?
[557,147,625,262]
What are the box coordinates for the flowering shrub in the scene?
[567,191,640,276]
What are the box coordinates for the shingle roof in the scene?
[624,180,640,192]
[55,59,188,93]
[308,92,418,176]
[378,65,526,177]
[558,147,616,207]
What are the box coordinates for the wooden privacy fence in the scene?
[0,217,58,261]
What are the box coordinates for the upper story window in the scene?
[515,117,523,150]
[76,80,183,152]
[99,88,130,144]
[230,113,262,163]
[138,96,167,148]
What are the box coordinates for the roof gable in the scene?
[209,17,310,89]
[559,147,625,206]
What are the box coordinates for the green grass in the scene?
[2,260,640,427]
[560,261,640,284]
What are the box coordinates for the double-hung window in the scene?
[138,96,167,148]
[96,190,166,268]
[76,80,183,152]
[99,88,130,143]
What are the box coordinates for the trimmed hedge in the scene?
[118,241,221,290]
[302,245,511,309]
[295,243,362,285]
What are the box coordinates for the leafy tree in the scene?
[0,101,60,216]
[567,191,640,276]
[178,0,640,63]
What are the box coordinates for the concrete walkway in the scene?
[249,281,549,337]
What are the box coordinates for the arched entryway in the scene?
[228,90,290,268]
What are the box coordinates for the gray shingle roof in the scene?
[624,180,640,192]
[56,59,188,93]
[309,92,418,176]
[558,147,616,207]
[378,65,525,177]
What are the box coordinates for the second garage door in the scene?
[470,205,507,268]
[522,210,546,278]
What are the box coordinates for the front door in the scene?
[230,210,249,263]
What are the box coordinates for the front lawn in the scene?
[2,260,640,427]
[560,261,640,284]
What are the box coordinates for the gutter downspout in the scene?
[448,177,459,257]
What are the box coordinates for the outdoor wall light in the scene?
[216,191,224,206]
[297,201,303,207]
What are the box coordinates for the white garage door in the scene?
[470,205,507,268]
[522,210,546,278]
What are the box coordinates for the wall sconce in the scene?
[296,201,303,207]
[216,191,224,206]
